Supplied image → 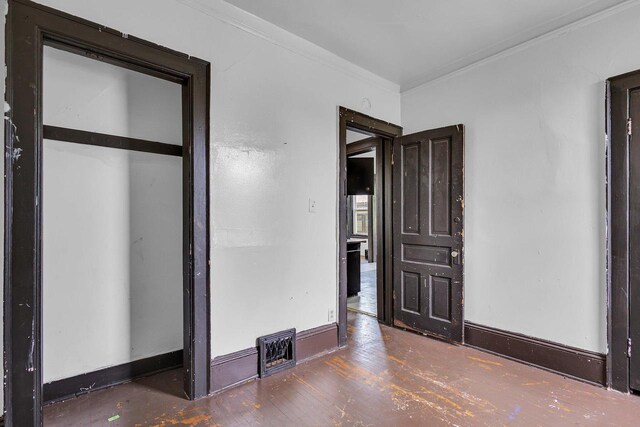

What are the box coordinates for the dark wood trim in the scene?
[43,350,183,404]
[346,136,378,156]
[465,322,606,386]
[341,108,403,139]
[349,233,368,239]
[338,107,402,347]
[210,323,338,394]
[381,136,394,328]
[5,1,211,423]
[346,196,354,237]
[44,39,185,85]
[367,194,374,263]
[43,125,183,157]
[296,323,338,362]
[210,348,259,394]
[182,48,211,403]
[606,70,640,392]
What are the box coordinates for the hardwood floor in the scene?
[347,261,377,316]
[45,313,640,426]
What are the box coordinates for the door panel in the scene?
[402,142,420,234]
[393,125,464,342]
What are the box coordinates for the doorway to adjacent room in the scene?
[346,133,382,317]
[337,108,400,347]
[337,107,465,347]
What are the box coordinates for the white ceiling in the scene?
[223,0,628,91]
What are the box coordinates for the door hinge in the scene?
[628,338,632,358]
[391,151,395,165]
[628,118,633,136]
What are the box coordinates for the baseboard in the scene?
[210,323,338,394]
[296,323,339,362]
[464,322,606,386]
[43,350,183,404]
[210,347,259,393]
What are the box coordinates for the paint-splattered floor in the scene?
[44,313,640,426]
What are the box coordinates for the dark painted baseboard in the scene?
[211,323,338,394]
[44,350,183,404]
[210,347,259,393]
[297,323,339,362]
[464,322,606,386]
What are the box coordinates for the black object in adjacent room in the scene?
[347,240,363,297]
[347,158,374,195]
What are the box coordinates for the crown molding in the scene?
[403,0,640,94]
[173,0,400,94]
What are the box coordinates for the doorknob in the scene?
[451,250,460,265]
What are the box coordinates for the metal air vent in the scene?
[258,328,296,377]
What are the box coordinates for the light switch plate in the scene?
[309,198,317,213]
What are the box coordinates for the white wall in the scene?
[7,0,640,394]
[402,3,640,353]
[42,47,183,382]
[43,143,183,382]
[27,0,401,363]
[43,48,182,145]
[4,0,638,408]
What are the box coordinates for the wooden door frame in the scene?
[606,69,640,392]
[4,1,211,424]
[338,107,402,347]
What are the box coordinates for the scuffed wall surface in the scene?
[26,0,401,363]
[401,4,640,353]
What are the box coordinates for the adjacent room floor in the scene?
[347,260,377,317]
[44,313,640,426]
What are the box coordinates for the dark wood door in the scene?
[393,125,464,342]
[629,89,640,391]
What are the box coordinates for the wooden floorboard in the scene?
[347,260,377,317]
[44,313,640,426]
